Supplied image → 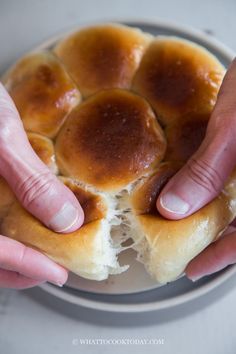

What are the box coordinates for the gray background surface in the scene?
[0,0,236,353]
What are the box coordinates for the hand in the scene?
[156,58,236,281]
[0,83,84,289]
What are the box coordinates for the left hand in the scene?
[0,83,85,289]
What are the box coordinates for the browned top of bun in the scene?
[1,23,229,282]
[164,112,210,162]
[54,24,151,97]
[3,51,81,138]
[55,89,166,191]
[132,37,225,125]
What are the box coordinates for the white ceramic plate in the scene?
[31,19,236,311]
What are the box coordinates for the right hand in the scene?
[156,58,236,281]
[0,83,84,289]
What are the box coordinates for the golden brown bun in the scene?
[3,51,81,137]
[1,178,124,280]
[27,132,58,174]
[132,37,225,125]
[54,24,152,97]
[1,202,114,280]
[129,169,236,283]
[2,24,233,284]
[164,112,210,162]
[55,89,166,192]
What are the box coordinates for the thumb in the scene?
[0,83,84,232]
[157,58,236,219]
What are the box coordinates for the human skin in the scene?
[0,83,84,289]
[1,59,236,288]
[156,58,236,281]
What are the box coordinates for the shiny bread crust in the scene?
[1,23,232,284]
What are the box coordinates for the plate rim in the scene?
[32,17,235,60]
[40,265,236,313]
[15,18,236,312]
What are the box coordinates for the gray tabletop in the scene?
[0,1,236,353]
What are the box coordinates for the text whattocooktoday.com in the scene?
[72,338,165,345]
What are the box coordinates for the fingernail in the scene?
[49,281,64,287]
[188,275,202,282]
[160,193,190,215]
[48,202,80,233]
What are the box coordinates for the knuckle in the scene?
[186,158,224,194]
[16,170,56,208]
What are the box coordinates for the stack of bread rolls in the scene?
[1,23,235,284]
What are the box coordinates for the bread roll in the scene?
[1,177,126,280]
[27,132,58,174]
[54,24,152,97]
[128,166,236,283]
[132,37,225,125]
[164,112,210,162]
[1,23,234,284]
[55,89,166,192]
[3,51,81,137]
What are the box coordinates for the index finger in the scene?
[0,235,68,285]
[186,226,236,281]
